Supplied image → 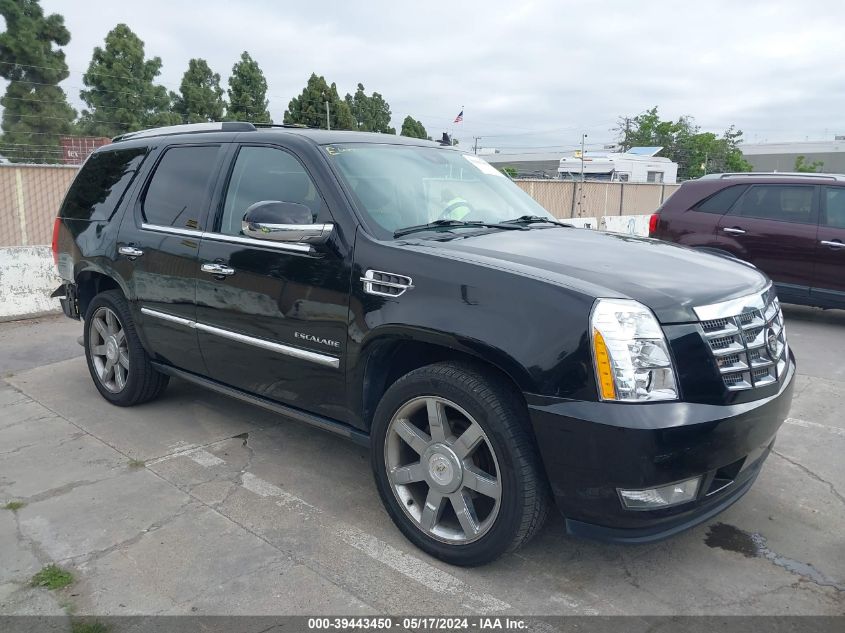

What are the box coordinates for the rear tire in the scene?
[83,289,168,406]
[371,361,549,566]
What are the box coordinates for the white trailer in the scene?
[558,146,678,183]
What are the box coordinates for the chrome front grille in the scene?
[695,288,788,392]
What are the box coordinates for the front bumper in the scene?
[527,355,795,543]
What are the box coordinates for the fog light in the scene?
[618,477,701,510]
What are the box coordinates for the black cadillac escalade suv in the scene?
[52,122,795,565]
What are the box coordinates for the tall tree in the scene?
[283,73,355,130]
[0,0,76,163]
[78,24,178,137]
[400,115,428,139]
[226,52,271,123]
[344,83,395,133]
[616,107,751,179]
[172,58,225,123]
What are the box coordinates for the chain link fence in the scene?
[1,164,78,247]
[514,179,680,219]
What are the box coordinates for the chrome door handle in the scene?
[118,246,144,258]
[722,227,746,235]
[201,263,235,276]
[820,240,845,249]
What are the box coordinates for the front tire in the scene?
[83,290,168,406]
[371,362,549,566]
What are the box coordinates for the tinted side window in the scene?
[823,187,845,229]
[217,146,328,236]
[694,185,746,213]
[734,185,814,223]
[143,145,220,229]
[60,148,147,220]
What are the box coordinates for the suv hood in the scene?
[401,227,769,323]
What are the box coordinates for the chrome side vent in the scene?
[360,270,414,298]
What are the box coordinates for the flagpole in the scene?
[452,105,463,146]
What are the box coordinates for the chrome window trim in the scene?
[140,223,202,238]
[693,283,774,321]
[201,231,313,253]
[140,223,313,253]
[140,307,339,369]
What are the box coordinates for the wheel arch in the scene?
[357,328,533,430]
[75,267,127,317]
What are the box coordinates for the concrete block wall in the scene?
[0,246,62,321]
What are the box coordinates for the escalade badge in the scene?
[295,332,340,348]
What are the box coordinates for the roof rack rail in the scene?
[252,122,315,129]
[112,121,256,143]
[700,172,845,181]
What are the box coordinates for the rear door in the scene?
[716,184,818,301]
[670,184,747,246]
[118,143,227,375]
[812,186,845,306]
[194,143,353,420]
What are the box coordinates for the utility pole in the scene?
[623,117,631,151]
[578,133,587,218]
[325,100,331,131]
[473,136,481,155]
[580,133,587,183]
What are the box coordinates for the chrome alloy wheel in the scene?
[89,306,129,393]
[385,396,502,543]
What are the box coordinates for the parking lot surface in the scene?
[0,307,843,617]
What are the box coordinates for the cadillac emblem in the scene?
[765,327,779,358]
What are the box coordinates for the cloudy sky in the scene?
[18,0,845,151]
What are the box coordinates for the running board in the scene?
[151,362,370,447]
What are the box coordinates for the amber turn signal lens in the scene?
[593,329,616,400]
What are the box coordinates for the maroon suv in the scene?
[650,173,845,309]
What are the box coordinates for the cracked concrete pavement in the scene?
[0,309,843,617]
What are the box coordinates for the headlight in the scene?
[591,298,678,402]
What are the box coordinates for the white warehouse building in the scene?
[740,138,845,173]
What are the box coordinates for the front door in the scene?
[119,143,226,375]
[194,144,352,421]
[716,183,818,302]
[812,186,845,306]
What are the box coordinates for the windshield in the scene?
[324,143,555,238]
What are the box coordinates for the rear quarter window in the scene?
[693,185,747,213]
[823,186,845,228]
[59,148,147,221]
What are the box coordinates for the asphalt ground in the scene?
[0,307,843,621]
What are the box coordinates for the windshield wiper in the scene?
[393,219,525,238]
[501,215,572,228]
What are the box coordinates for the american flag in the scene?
[454,109,463,124]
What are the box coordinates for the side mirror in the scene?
[241,200,333,244]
